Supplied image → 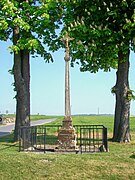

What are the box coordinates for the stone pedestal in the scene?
[56,117,78,152]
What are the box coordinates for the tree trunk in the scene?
[112,49,131,142]
[13,0,31,141]
[13,27,30,141]
[21,49,30,126]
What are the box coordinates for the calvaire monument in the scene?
[56,32,78,152]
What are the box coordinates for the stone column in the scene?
[57,32,78,151]
[63,32,72,127]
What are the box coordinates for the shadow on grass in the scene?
[0,143,19,151]
[0,133,15,143]
[0,133,19,151]
[130,154,135,159]
[108,138,113,142]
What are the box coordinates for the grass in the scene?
[0,116,135,180]
[2,114,60,121]
[30,115,60,121]
[2,114,16,118]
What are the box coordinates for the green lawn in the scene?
[2,114,59,121]
[30,115,60,121]
[0,116,135,180]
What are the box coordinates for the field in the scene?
[0,116,135,180]
[2,114,58,121]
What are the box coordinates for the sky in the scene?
[0,40,135,115]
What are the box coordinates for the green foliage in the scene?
[0,0,63,61]
[126,89,135,101]
[111,86,135,101]
[8,69,14,75]
[61,0,135,73]
[111,86,116,95]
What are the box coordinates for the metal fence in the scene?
[19,125,108,153]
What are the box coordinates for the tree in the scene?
[0,0,62,140]
[61,0,135,142]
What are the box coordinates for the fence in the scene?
[19,125,108,153]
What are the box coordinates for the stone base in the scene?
[57,126,78,151]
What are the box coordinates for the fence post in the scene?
[103,127,108,152]
[44,127,46,153]
[80,128,82,154]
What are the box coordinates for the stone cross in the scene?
[61,32,74,62]
[57,32,78,151]
[61,32,74,121]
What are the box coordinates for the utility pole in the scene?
[98,107,100,115]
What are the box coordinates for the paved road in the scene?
[0,118,57,137]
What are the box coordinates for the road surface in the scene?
[0,118,57,138]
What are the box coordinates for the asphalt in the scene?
[0,118,57,137]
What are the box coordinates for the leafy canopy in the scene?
[62,0,135,72]
[0,0,63,62]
